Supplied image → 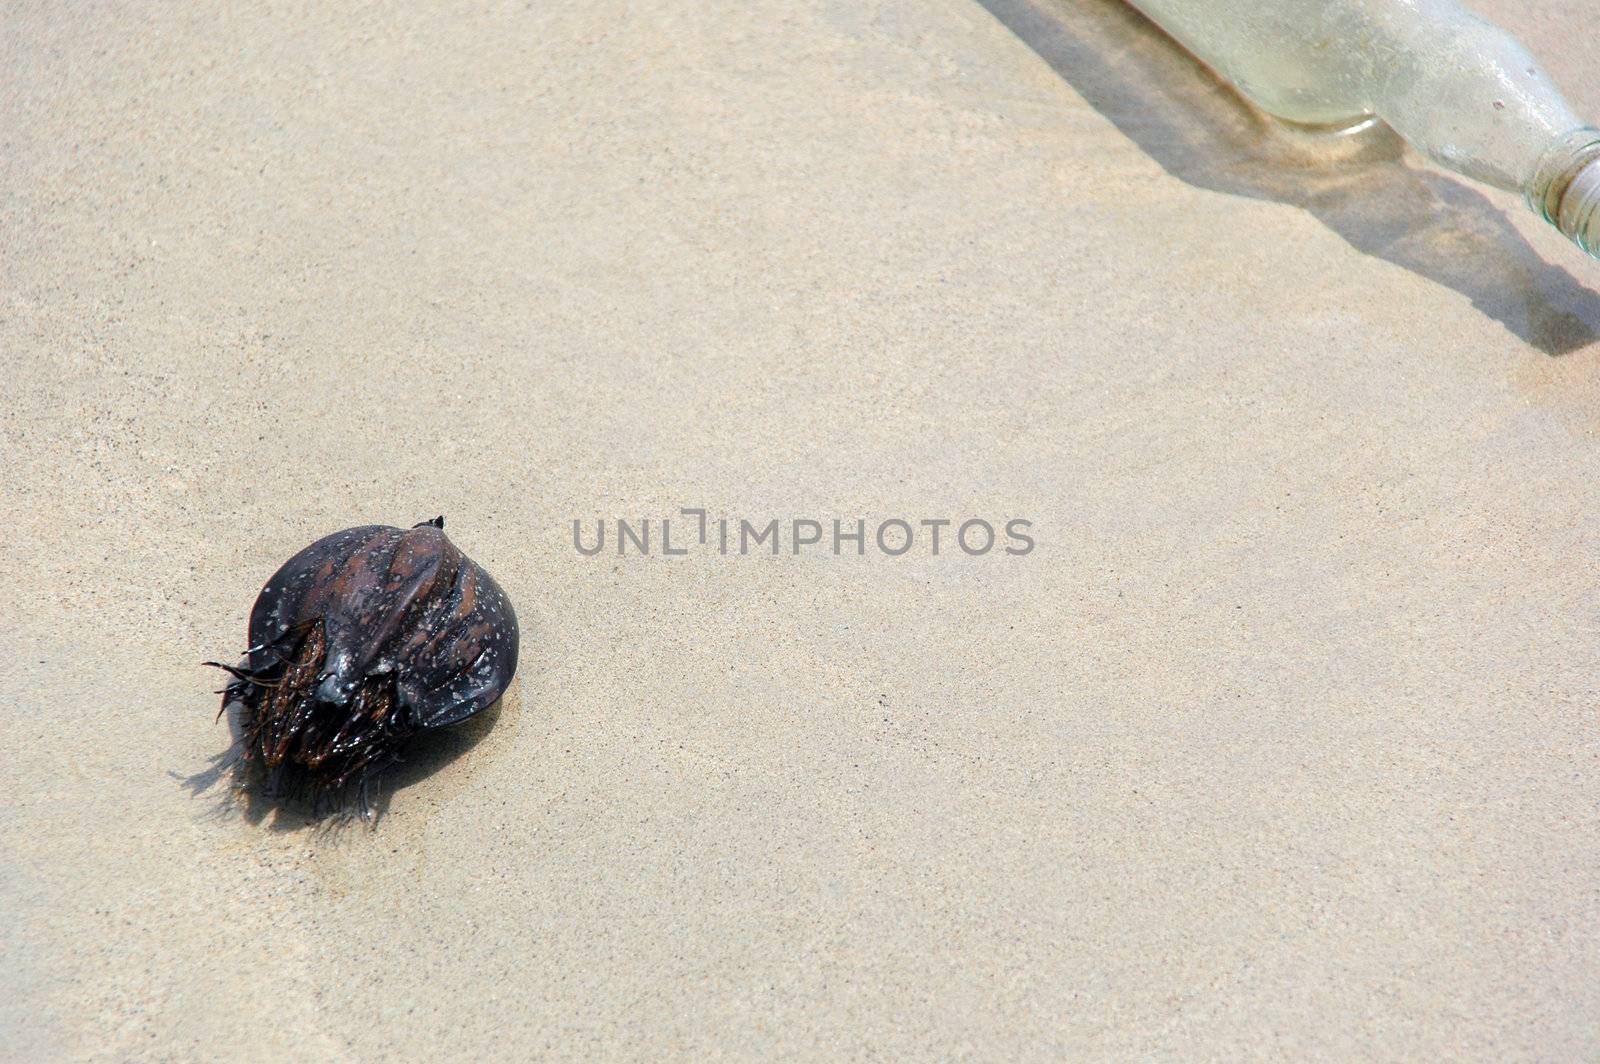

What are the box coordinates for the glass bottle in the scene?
[1124,0,1600,257]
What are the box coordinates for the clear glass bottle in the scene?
[1124,0,1600,257]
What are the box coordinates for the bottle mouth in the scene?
[1528,127,1600,258]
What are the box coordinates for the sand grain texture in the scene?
[3,1,1599,1060]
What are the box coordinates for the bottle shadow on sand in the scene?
[981,0,1600,356]
[176,691,510,832]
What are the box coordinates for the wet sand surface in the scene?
[3,1,1599,1059]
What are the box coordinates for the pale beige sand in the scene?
[4,1,1599,1060]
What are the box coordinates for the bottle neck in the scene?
[1527,127,1600,258]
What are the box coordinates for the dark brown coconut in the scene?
[209,517,518,810]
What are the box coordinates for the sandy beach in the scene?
[4,0,1599,1059]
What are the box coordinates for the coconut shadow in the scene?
[178,686,511,832]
